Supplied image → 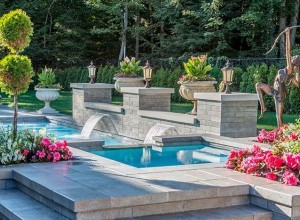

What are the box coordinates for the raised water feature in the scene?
[1,122,123,145]
[143,123,178,144]
[89,143,229,168]
[81,113,118,138]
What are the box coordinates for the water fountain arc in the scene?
[81,113,118,138]
[144,123,179,144]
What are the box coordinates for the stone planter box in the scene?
[35,88,60,114]
[113,77,144,93]
[178,80,217,115]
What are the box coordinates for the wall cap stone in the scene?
[194,92,258,101]
[138,110,198,125]
[70,83,115,89]
[121,87,174,95]
[84,102,124,114]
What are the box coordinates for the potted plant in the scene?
[178,55,217,115]
[35,67,61,114]
[113,56,144,92]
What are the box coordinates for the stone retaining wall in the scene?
[71,84,258,141]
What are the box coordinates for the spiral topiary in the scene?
[0,9,33,53]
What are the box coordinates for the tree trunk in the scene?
[43,0,55,48]
[279,0,287,57]
[289,0,300,47]
[135,10,140,59]
[13,93,18,138]
[118,4,128,63]
[149,5,154,57]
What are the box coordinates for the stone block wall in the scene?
[71,85,259,141]
[196,93,258,138]
[70,83,114,126]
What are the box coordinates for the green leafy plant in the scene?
[179,55,214,81]
[115,56,143,77]
[35,67,61,89]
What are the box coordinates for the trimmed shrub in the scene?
[0,9,33,53]
[0,54,33,95]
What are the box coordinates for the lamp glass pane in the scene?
[226,70,230,82]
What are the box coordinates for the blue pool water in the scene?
[89,144,229,168]
[2,122,123,145]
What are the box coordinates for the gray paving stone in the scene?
[131,204,271,220]
[54,187,112,212]
[0,189,68,220]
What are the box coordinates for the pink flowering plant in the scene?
[178,55,214,82]
[115,56,143,78]
[227,118,300,186]
[0,125,72,165]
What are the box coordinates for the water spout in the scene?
[81,113,118,138]
[144,123,178,144]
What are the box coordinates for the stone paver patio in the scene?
[0,146,299,219]
[0,106,299,219]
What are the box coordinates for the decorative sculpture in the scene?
[256,27,300,127]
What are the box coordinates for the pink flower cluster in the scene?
[256,127,286,144]
[256,124,300,145]
[22,137,72,163]
[226,145,300,186]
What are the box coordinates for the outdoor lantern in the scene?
[143,61,153,88]
[221,61,234,94]
[88,61,96,84]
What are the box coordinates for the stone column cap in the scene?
[121,87,174,94]
[70,83,114,89]
[194,92,258,101]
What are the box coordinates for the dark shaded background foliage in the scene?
[1,0,300,114]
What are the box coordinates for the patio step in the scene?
[129,205,273,220]
[0,188,68,220]
[12,169,253,220]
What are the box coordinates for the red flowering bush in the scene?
[227,117,300,186]
[30,137,72,163]
[226,145,300,186]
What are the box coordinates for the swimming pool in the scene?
[88,143,229,168]
[1,122,123,145]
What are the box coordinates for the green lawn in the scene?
[0,90,73,115]
[1,91,299,131]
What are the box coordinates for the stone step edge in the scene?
[0,188,68,220]
[16,182,75,219]
[124,204,273,220]
[13,171,250,213]
[75,196,251,220]
[16,180,251,220]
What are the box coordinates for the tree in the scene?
[0,9,34,138]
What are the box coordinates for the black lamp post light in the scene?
[143,61,153,88]
[221,61,234,94]
[88,61,96,84]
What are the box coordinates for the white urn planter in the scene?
[178,81,217,115]
[113,77,144,93]
[35,88,60,114]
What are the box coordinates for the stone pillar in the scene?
[195,93,258,138]
[70,83,115,125]
[121,87,174,112]
[120,87,174,139]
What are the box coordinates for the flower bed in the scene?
[0,126,72,165]
[226,119,300,186]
